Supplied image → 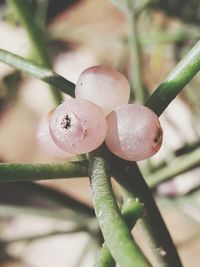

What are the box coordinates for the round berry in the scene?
[105,104,163,161]
[75,65,130,114]
[49,98,107,154]
[36,111,73,158]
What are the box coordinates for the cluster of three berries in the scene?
[37,66,163,161]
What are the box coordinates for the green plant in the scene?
[0,1,200,266]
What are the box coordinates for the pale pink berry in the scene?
[105,104,163,161]
[36,111,73,158]
[49,99,107,154]
[75,65,130,115]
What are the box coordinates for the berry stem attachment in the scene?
[89,150,152,267]
[7,0,63,104]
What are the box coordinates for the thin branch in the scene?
[0,161,88,182]
[146,40,200,116]
[0,49,75,97]
[125,0,145,103]
[7,0,63,104]
[148,147,200,188]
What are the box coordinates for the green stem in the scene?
[146,40,200,116]
[7,0,63,104]
[0,164,94,221]
[148,147,200,188]
[7,0,49,66]
[89,152,152,267]
[0,161,88,182]
[117,41,200,266]
[121,189,144,228]
[95,195,144,267]
[35,0,48,29]
[0,49,75,97]
[126,1,145,103]
[111,158,183,267]
[95,244,115,267]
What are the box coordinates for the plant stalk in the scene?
[0,49,75,97]
[89,151,152,267]
[95,193,144,267]
[126,0,145,103]
[110,157,183,267]
[0,161,88,182]
[7,0,63,104]
[146,40,200,116]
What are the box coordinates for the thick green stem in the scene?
[7,0,63,104]
[0,161,88,182]
[146,40,200,116]
[95,196,144,267]
[89,152,152,267]
[0,49,75,97]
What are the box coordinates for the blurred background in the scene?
[0,0,200,266]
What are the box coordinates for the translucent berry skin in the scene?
[49,98,107,154]
[36,112,73,158]
[75,65,130,115]
[105,104,163,161]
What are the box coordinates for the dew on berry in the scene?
[105,104,163,161]
[36,111,73,159]
[75,65,130,115]
[49,98,107,154]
